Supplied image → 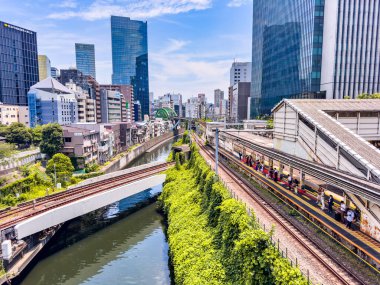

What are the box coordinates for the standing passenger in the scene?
[288,175,293,190]
[346,209,355,229]
[320,190,325,210]
[328,195,334,214]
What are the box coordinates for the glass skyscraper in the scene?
[111,16,149,119]
[75,43,96,79]
[250,0,380,117]
[250,0,324,117]
[0,21,39,105]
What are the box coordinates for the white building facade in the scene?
[230,62,251,87]
[28,77,78,127]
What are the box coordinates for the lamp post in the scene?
[215,128,219,176]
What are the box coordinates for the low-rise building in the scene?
[61,125,99,168]
[66,82,96,123]
[0,104,30,127]
[28,77,78,127]
[100,89,122,123]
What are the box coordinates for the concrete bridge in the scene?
[0,161,172,241]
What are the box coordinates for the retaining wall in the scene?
[102,129,184,174]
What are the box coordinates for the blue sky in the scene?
[0,0,252,101]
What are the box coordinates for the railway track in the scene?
[221,132,380,205]
[0,162,173,231]
[193,135,364,285]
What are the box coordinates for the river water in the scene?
[20,138,177,285]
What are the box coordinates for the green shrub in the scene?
[75,172,104,180]
[85,163,100,173]
[159,145,307,285]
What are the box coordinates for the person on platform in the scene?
[320,189,326,210]
[273,168,278,182]
[316,188,322,205]
[346,209,355,229]
[328,195,334,214]
[287,175,293,190]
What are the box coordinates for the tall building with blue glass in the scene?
[0,21,39,106]
[111,16,149,119]
[250,0,380,117]
[75,43,96,79]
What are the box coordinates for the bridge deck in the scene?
[0,162,173,236]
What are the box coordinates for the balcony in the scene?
[98,145,108,152]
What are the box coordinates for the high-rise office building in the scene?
[229,82,250,122]
[51,67,59,79]
[230,62,251,87]
[0,21,39,105]
[214,89,224,108]
[38,55,51,81]
[75,43,96,79]
[250,0,380,117]
[111,16,149,120]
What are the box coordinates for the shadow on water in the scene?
[18,138,177,285]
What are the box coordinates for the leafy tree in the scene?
[266,118,274,129]
[30,125,43,146]
[40,123,63,157]
[6,122,32,148]
[357,93,380,99]
[46,153,74,186]
[0,124,9,138]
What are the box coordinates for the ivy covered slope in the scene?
[159,145,307,285]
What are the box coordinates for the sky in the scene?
[0,0,252,101]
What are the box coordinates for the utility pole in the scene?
[54,163,57,189]
[215,128,219,176]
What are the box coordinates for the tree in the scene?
[0,124,9,138]
[30,125,43,146]
[6,123,32,148]
[46,153,74,186]
[40,123,63,157]
[357,93,380,99]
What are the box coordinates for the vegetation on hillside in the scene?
[159,145,307,285]
[46,153,75,187]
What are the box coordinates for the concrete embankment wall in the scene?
[103,129,184,174]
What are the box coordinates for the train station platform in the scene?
[219,148,380,265]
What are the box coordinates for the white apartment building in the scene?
[28,77,78,127]
[66,82,96,123]
[185,97,199,119]
[230,62,251,86]
[0,104,30,127]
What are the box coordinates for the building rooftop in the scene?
[273,99,380,177]
[62,125,98,135]
[30,77,73,94]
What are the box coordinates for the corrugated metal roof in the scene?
[283,99,380,175]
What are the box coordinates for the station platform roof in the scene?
[273,99,380,183]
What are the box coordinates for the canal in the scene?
[20,138,177,285]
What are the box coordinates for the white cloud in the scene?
[57,0,78,8]
[48,0,212,20]
[150,38,231,101]
[227,0,251,7]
